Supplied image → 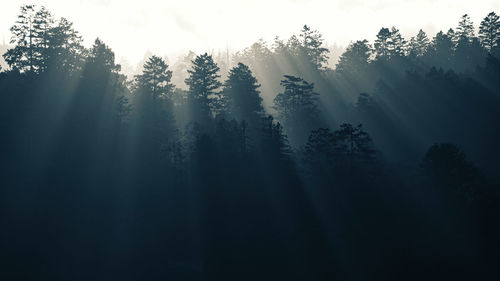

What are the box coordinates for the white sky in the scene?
[1,0,499,64]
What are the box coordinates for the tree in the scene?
[336,39,372,74]
[299,25,329,70]
[3,5,38,72]
[33,6,54,72]
[135,55,174,100]
[47,17,85,73]
[456,14,475,44]
[303,124,376,174]
[273,75,320,145]
[233,39,271,72]
[332,123,376,161]
[453,15,487,70]
[389,27,407,57]
[432,30,454,56]
[133,56,177,163]
[222,62,264,125]
[425,30,455,68]
[374,27,392,60]
[286,35,302,58]
[86,38,121,76]
[479,12,500,53]
[185,53,222,123]
[409,29,430,58]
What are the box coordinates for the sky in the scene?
[1,0,499,65]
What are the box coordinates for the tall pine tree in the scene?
[185,53,222,123]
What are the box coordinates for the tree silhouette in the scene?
[47,17,85,73]
[303,124,376,180]
[222,62,264,126]
[374,27,392,60]
[456,14,475,44]
[409,29,430,58]
[427,30,454,67]
[135,55,174,100]
[87,38,121,74]
[389,27,407,57]
[3,5,38,72]
[336,39,372,75]
[185,53,222,123]
[299,25,329,70]
[479,12,500,53]
[33,6,54,72]
[134,55,177,160]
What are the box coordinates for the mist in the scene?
[1,2,500,281]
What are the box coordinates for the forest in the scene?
[1,4,500,281]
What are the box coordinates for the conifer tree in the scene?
[336,39,372,75]
[135,55,174,100]
[222,62,264,125]
[3,5,38,72]
[409,29,430,58]
[185,53,222,122]
[374,27,392,60]
[33,6,54,72]
[389,27,407,57]
[299,25,330,70]
[48,17,85,73]
[456,14,475,44]
[479,12,500,52]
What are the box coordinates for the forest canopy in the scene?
[1,4,500,281]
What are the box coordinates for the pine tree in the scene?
[87,38,121,74]
[135,55,174,100]
[299,25,330,70]
[335,39,372,74]
[456,14,475,44]
[426,30,455,68]
[3,5,38,72]
[409,29,430,58]
[374,27,392,60]
[47,17,85,73]
[222,62,264,125]
[185,53,222,122]
[134,56,177,160]
[336,39,372,74]
[454,15,487,70]
[303,124,376,173]
[33,6,54,72]
[479,12,500,52]
[389,27,407,57]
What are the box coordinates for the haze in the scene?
[0,0,498,64]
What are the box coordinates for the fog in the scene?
[1,0,499,64]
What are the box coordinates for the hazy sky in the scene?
[1,0,499,64]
